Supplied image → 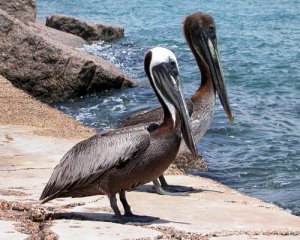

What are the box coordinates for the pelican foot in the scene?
[163,184,195,193]
[151,185,190,196]
[150,179,191,196]
[116,214,159,224]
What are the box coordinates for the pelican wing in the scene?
[118,107,164,128]
[40,129,150,201]
[118,99,193,128]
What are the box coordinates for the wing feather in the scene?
[40,129,150,201]
[118,98,193,128]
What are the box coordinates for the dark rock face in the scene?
[46,15,124,42]
[0,0,36,23]
[0,10,134,102]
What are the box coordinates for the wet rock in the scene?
[0,10,134,102]
[46,15,124,42]
[0,0,36,23]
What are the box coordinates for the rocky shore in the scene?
[0,0,134,102]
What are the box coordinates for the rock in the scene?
[0,0,36,23]
[0,10,134,102]
[33,19,88,48]
[46,15,124,42]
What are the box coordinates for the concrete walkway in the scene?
[1,125,300,239]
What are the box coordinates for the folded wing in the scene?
[40,129,150,202]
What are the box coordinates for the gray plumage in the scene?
[40,47,199,223]
[40,128,150,202]
[118,12,234,195]
[119,12,234,162]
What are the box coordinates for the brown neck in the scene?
[191,58,215,102]
[151,103,176,137]
[161,103,176,129]
[184,31,215,102]
[190,48,215,102]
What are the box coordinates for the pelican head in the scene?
[145,47,199,159]
[184,12,234,123]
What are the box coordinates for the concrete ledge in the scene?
[1,125,300,239]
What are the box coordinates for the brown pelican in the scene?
[118,12,234,195]
[40,47,199,223]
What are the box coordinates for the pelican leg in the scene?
[159,175,195,192]
[109,195,123,223]
[151,175,194,195]
[152,178,188,196]
[119,190,133,216]
[118,190,159,224]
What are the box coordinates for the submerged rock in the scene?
[0,10,134,102]
[46,15,124,42]
[0,0,36,23]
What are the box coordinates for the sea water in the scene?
[37,0,300,216]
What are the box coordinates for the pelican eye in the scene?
[169,59,176,67]
[168,58,179,77]
[208,25,216,39]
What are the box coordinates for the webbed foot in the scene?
[150,179,192,196]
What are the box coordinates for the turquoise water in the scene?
[37,1,300,215]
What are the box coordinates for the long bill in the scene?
[192,32,234,123]
[151,63,200,160]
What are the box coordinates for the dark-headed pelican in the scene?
[40,47,199,223]
[118,12,234,195]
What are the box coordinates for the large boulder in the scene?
[34,19,88,48]
[0,10,134,102]
[46,15,124,42]
[0,0,36,23]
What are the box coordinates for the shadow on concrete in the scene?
[46,211,175,225]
